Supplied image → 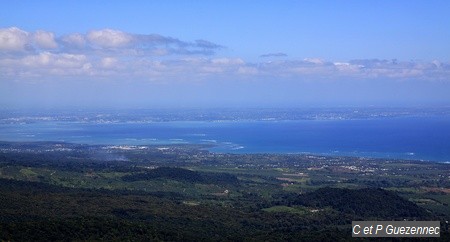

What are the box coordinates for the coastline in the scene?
[1,115,449,163]
[1,140,449,164]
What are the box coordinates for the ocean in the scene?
[1,117,450,162]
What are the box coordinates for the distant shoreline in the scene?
[1,140,448,164]
[1,114,449,163]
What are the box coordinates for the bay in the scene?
[1,117,449,162]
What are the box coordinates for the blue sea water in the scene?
[1,117,450,162]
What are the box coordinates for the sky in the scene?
[1,0,450,108]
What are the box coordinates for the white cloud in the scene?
[1,27,449,83]
[0,27,29,51]
[0,52,89,79]
[303,58,325,65]
[61,33,86,48]
[1,27,223,57]
[53,53,87,68]
[22,52,52,66]
[211,58,244,65]
[100,57,118,68]
[238,66,258,75]
[2,52,449,82]
[20,52,86,68]
[33,30,58,49]
[333,62,362,73]
[87,29,133,48]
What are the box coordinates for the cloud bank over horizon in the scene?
[1,27,449,84]
[1,26,450,108]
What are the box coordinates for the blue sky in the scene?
[1,1,450,108]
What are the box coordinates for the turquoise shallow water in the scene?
[1,117,450,162]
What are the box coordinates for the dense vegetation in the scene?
[0,178,349,241]
[0,142,449,241]
[122,167,239,185]
[275,187,427,218]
